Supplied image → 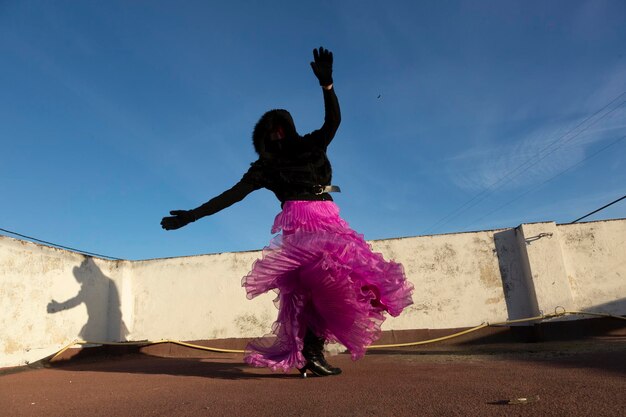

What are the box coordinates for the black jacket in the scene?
[190,87,341,220]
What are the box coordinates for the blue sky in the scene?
[1,0,625,260]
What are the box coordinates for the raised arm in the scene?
[161,166,262,230]
[308,47,341,148]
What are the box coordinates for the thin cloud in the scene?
[446,92,626,193]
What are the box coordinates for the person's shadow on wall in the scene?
[47,257,128,343]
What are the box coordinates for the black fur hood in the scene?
[252,109,299,157]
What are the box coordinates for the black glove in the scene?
[161,210,196,230]
[310,46,333,87]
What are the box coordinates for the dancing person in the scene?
[161,47,414,377]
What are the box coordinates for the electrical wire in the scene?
[461,134,626,231]
[423,91,626,235]
[570,194,626,224]
[0,227,122,260]
[428,97,625,234]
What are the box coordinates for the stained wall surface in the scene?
[1,218,624,368]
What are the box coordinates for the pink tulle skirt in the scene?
[242,201,414,372]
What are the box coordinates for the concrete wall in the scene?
[129,252,276,342]
[558,220,626,314]
[1,218,625,368]
[0,238,131,367]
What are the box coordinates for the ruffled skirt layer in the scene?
[242,201,414,372]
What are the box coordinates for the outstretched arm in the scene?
[47,293,82,313]
[308,47,341,148]
[161,175,260,231]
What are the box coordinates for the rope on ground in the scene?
[368,308,624,349]
[47,308,626,362]
[367,322,490,349]
[49,339,246,361]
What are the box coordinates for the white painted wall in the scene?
[129,252,276,342]
[558,220,626,314]
[369,231,509,329]
[1,218,625,368]
[0,238,130,366]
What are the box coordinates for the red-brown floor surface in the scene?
[1,341,624,417]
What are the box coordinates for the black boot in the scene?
[299,330,342,377]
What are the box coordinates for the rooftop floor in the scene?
[1,340,624,417]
